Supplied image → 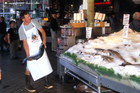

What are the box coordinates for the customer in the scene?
[0,16,6,53]
[129,12,140,32]
[50,12,59,52]
[56,12,61,25]
[56,12,62,37]
[63,13,70,25]
[109,13,119,33]
[18,11,53,92]
[8,21,19,59]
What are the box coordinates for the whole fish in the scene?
[107,49,132,66]
[102,55,114,63]
[22,43,44,64]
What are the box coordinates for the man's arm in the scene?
[39,28,46,48]
[23,39,30,58]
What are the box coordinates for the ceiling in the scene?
[133,0,140,4]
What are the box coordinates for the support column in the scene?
[87,0,94,38]
[87,0,94,27]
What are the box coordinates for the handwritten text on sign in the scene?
[86,27,92,38]
[123,24,129,38]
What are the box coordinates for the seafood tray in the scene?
[58,56,140,93]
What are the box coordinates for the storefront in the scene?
[0,0,49,29]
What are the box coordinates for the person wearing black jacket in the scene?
[129,12,140,32]
[50,12,59,51]
[0,16,6,53]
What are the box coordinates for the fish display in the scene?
[22,43,44,64]
[64,28,140,77]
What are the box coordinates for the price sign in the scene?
[122,24,129,38]
[86,27,92,39]
[123,14,130,25]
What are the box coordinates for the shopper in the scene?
[63,13,70,25]
[109,13,119,33]
[0,16,6,53]
[8,21,19,59]
[50,12,59,52]
[129,12,140,32]
[18,11,53,92]
[56,12,62,37]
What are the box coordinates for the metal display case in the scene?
[57,56,140,93]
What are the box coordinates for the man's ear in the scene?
[22,19,24,22]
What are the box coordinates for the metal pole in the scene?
[3,0,4,16]
[31,0,32,10]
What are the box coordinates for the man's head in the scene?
[20,11,31,25]
[65,13,69,19]
[133,12,140,20]
[56,12,60,18]
[0,16,5,22]
[10,21,15,28]
[52,12,57,19]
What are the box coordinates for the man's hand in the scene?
[43,41,47,48]
[39,28,47,48]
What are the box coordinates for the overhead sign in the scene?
[95,2,111,5]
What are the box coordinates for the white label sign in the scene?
[86,27,92,38]
[123,14,130,25]
[122,24,129,38]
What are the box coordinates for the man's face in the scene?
[56,13,60,18]
[52,14,56,19]
[22,14,31,24]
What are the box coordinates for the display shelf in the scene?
[57,56,140,93]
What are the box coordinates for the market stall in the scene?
[57,28,140,93]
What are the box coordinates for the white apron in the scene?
[22,22,53,81]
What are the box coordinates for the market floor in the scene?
[0,43,81,93]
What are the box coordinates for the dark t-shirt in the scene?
[0,22,6,34]
[50,18,59,31]
[129,20,140,32]
[8,28,19,42]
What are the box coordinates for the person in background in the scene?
[0,16,6,53]
[8,21,19,59]
[129,12,140,32]
[50,12,59,52]
[56,12,62,37]
[109,13,119,33]
[56,12,61,25]
[63,13,70,25]
[18,11,53,92]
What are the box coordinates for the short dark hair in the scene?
[0,16,5,22]
[10,21,15,25]
[20,11,29,20]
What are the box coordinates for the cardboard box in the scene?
[94,22,105,27]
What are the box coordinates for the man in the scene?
[0,16,6,53]
[129,12,140,32]
[50,12,59,52]
[56,12,62,37]
[18,11,53,92]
